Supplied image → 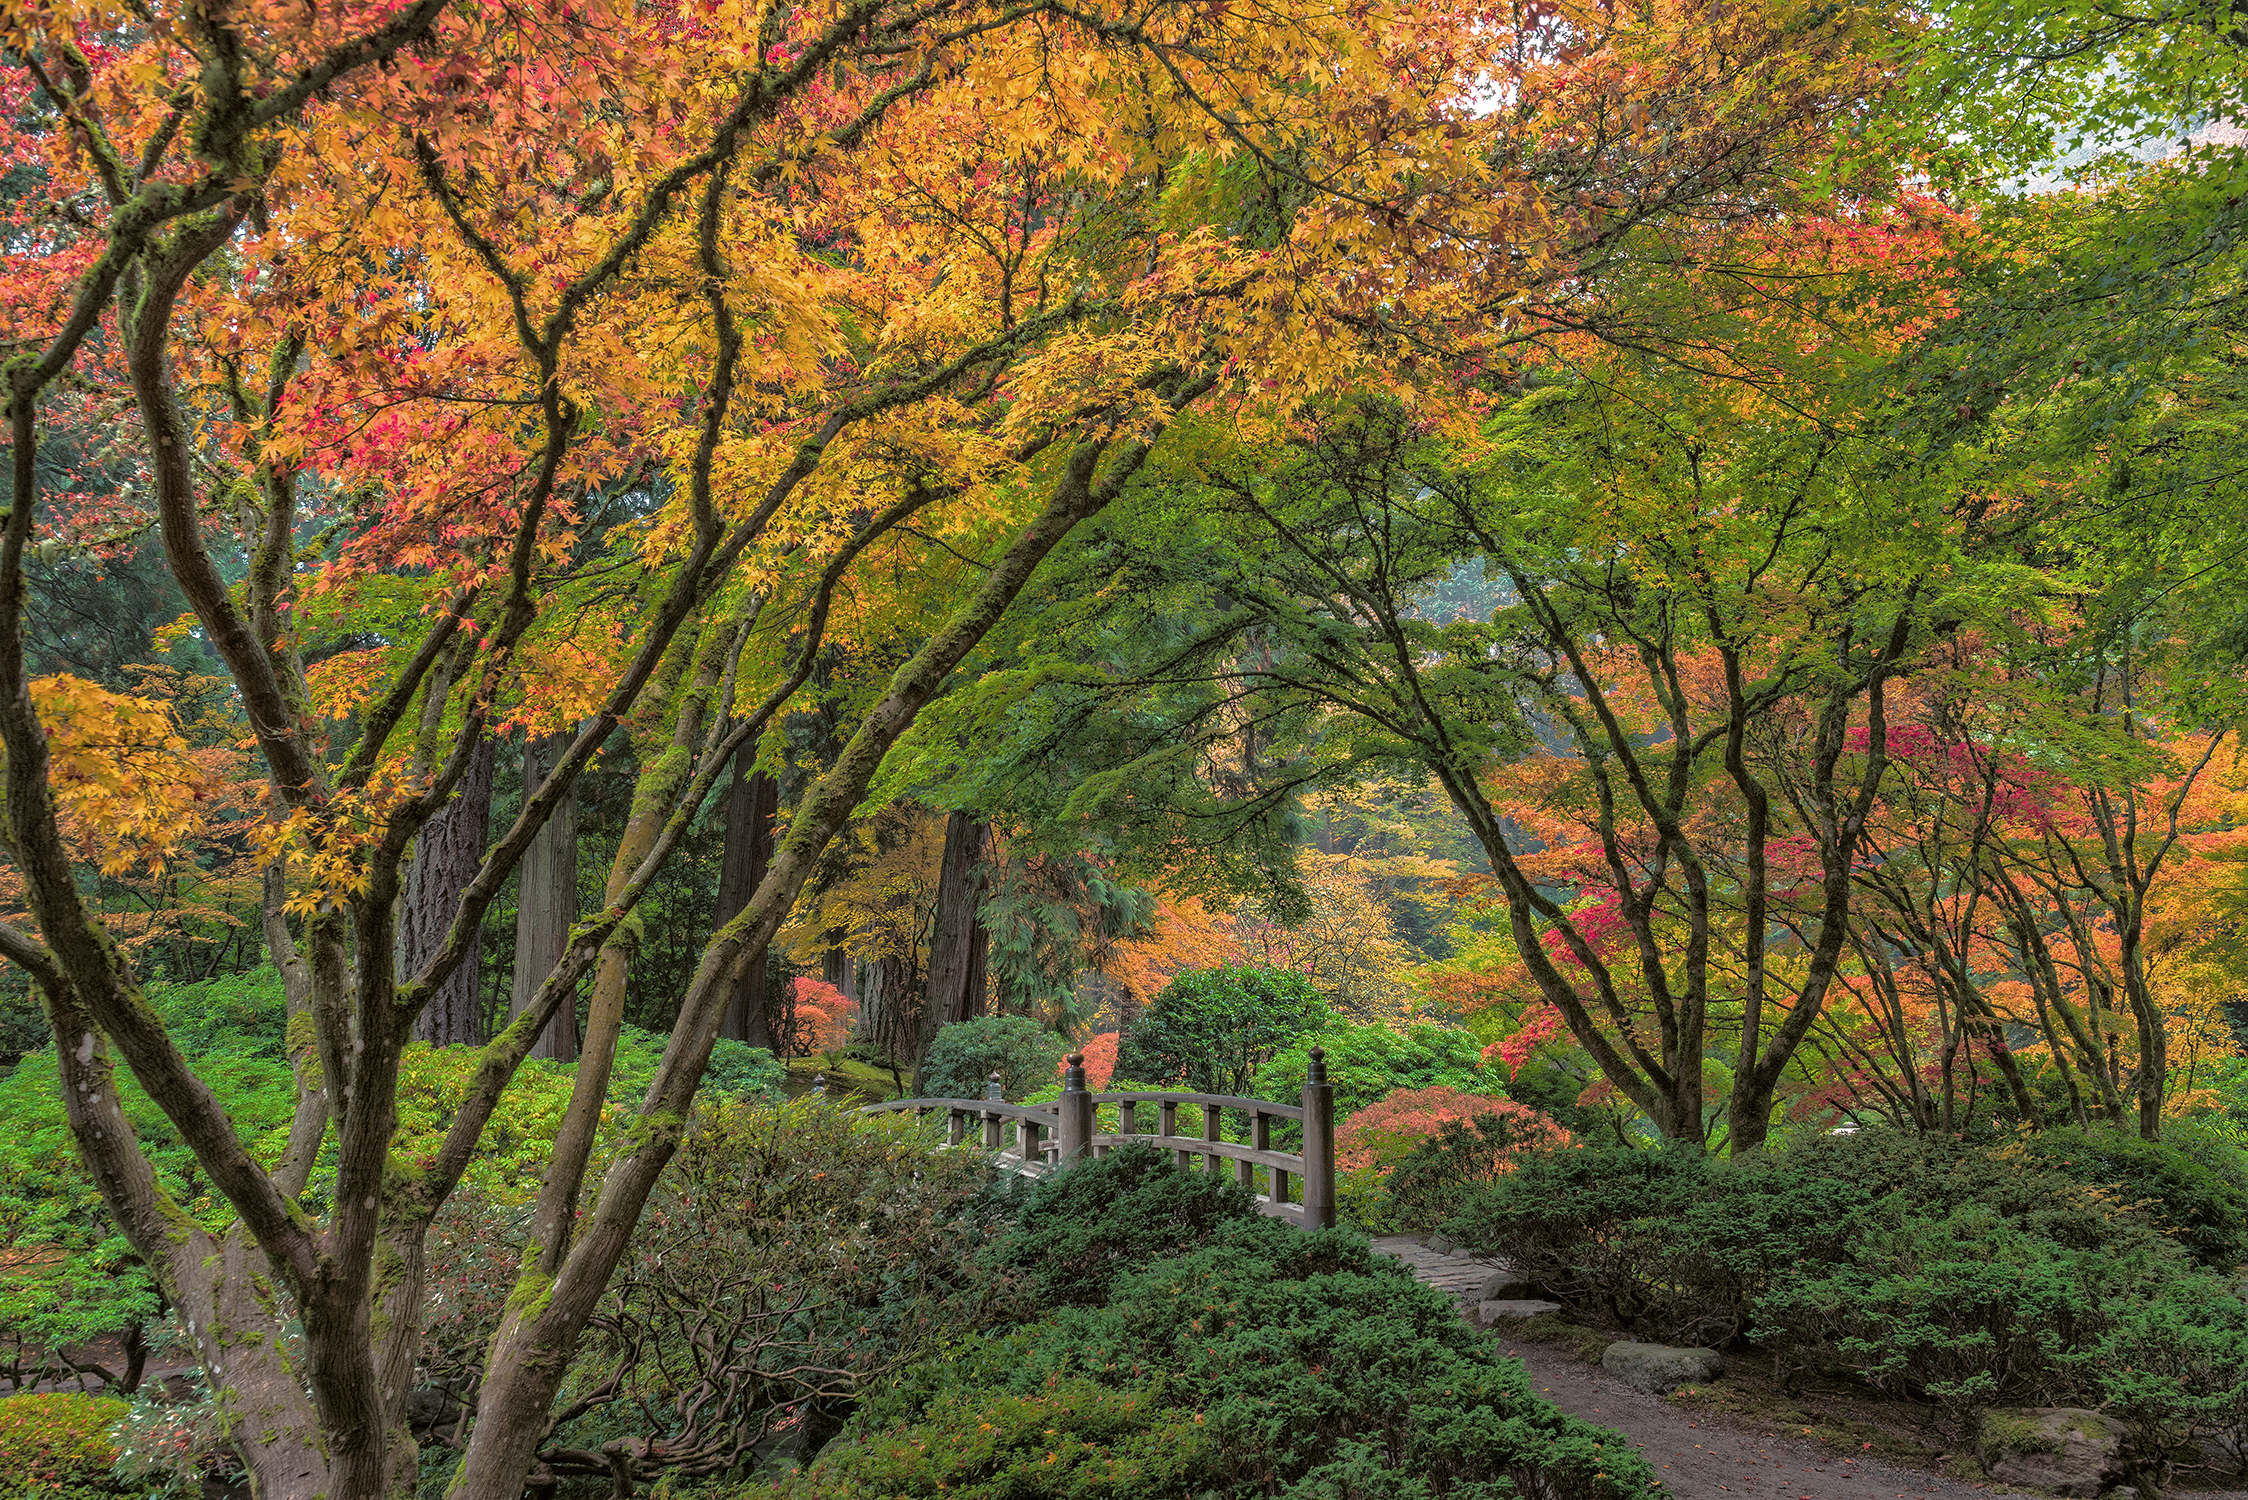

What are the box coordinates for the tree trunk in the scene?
[512,730,581,1061]
[408,736,497,1046]
[716,747,778,1047]
[450,424,1173,1500]
[917,811,988,1074]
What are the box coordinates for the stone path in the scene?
[1370,1236,2202,1500]
[1373,1234,1498,1298]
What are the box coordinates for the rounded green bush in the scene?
[1253,1019,1495,1119]
[919,1016,1069,1101]
[1115,966,1321,1096]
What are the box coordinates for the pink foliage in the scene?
[1334,1086,1571,1174]
[1483,1003,1565,1078]
[1060,1032,1120,1090]
[1539,896,1629,970]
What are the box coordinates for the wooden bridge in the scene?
[860,1047,1338,1229]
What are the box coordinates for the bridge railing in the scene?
[859,1047,1337,1229]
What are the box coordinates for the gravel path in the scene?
[1500,1335,2007,1500]
[1371,1236,2247,1500]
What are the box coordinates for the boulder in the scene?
[1976,1408,2130,1498]
[1478,1299,1563,1324]
[1600,1341,1722,1394]
[1480,1269,1534,1300]
[1426,1234,1456,1255]
[1449,1245,1476,1259]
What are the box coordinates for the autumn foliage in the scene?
[1335,1087,1573,1175]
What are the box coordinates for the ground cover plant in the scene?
[762,1144,1657,1500]
[1442,1128,2248,1478]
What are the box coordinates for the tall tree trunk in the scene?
[407,736,497,1046]
[917,811,989,1075]
[512,730,581,1061]
[715,747,778,1047]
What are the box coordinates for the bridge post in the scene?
[1056,1053,1094,1164]
[982,1072,1004,1151]
[1301,1046,1336,1229]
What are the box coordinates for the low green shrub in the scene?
[0,1394,129,1500]
[919,1016,1069,1101]
[2017,1126,2248,1268]
[767,1373,1217,1499]
[797,1191,1658,1500]
[1753,1203,2131,1419]
[987,1141,1258,1308]
[699,1038,788,1098]
[1446,1147,1861,1342]
[1774,1128,2220,1265]
[2094,1266,2248,1476]
[1442,1126,2248,1456]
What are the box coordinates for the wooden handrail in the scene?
[858,1048,1338,1230]
[1091,1090,1307,1122]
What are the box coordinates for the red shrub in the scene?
[1335,1086,1570,1174]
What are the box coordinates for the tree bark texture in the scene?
[917,810,989,1070]
[716,748,779,1047]
[407,735,497,1046]
[512,730,581,1061]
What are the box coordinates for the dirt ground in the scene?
[1503,1335,2027,1500]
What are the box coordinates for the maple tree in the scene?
[1,0,1872,1488]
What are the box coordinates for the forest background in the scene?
[5,0,2248,1495]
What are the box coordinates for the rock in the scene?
[1600,1341,1723,1394]
[1976,1408,2131,1498]
[1426,1234,1456,1254]
[1449,1245,1476,1259]
[1478,1299,1563,1323]
[1480,1269,1534,1300]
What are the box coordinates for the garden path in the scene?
[1372,1237,2246,1500]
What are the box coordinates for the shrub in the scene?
[1378,1097,1573,1229]
[1336,1087,1569,1173]
[700,1039,787,1097]
[1776,1128,2213,1265]
[0,1394,129,1500]
[825,1209,1658,1500]
[2017,1126,2248,1268]
[2095,1266,2248,1475]
[555,1093,1012,1489]
[987,1141,1259,1308]
[1115,966,1321,1096]
[920,1016,1069,1101]
[767,1374,1217,1499]
[1254,1020,1495,1119]
[1754,1203,2135,1421]
[1446,1148,1864,1343]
